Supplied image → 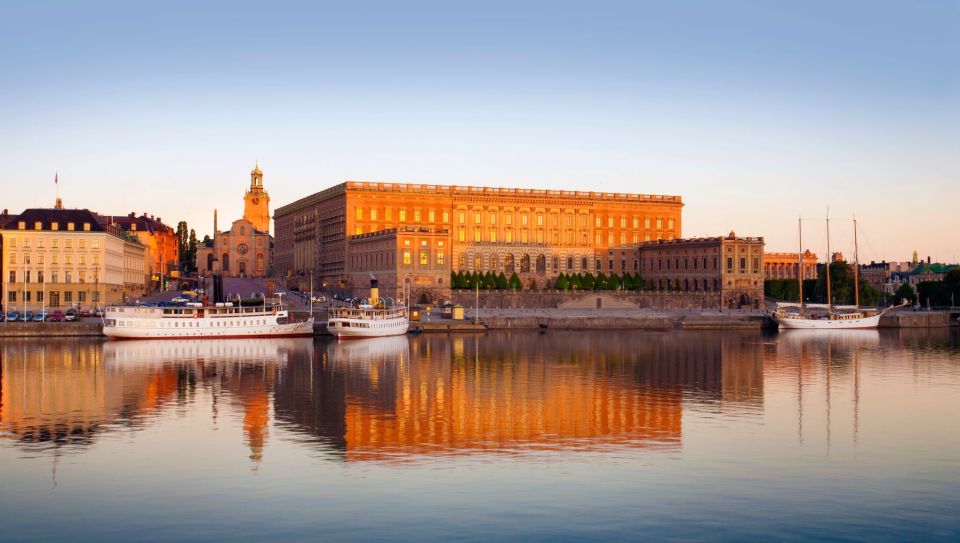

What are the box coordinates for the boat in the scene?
[327,277,409,339]
[102,296,314,339]
[773,215,904,330]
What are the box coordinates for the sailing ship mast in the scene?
[825,211,832,312]
[853,216,860,309]
[797,217,804,313]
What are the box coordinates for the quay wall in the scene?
[450,290,721,310]
[0,322,103,337]
[880,312,951,328]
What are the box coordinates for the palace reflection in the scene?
[1,332,768,463]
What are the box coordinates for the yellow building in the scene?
[1,207,147,312]
[275,181,683,298]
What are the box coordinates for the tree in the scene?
[607,273,621,291]
[594,272,608,290]
[529,278,539,291]
[175,221,189,267]
[483,271,497,290]
[450,271,458,288]
[509,272,523,290]
[569,273,583,290]
[581,273,595,290]
[621,273,633,290]
[495,272,509,290]
[894,282,917,304]
[555,273,569,291]
[182,228,198,273]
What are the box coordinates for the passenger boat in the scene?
[328,278,409,339]
[103,297,314,339]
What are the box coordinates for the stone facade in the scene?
[764,250,818,281]
[274,181,683,297]
[107,213,178,292]
[197,165,273,278]
[347,226,452,304]
[859,261,914,291]
[631,232,765,309]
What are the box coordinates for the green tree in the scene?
[593,272,607,290]
[175,221,189,267]
[582,273,595,290]
[607,273,621,291]
[621,273,633,290]
[555,273,569,291]
[495,272,509,290]
[483,271,497,290]
[569,273,583,290]
[894,282,917,304]
[528,278,539,291]
[451,271,458,288]
[509,272,523,290]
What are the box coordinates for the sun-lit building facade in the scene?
[764,251,818,281]
[275,181,683,299]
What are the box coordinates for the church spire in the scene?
[250,163,263,191]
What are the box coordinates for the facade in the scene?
[631,232,765,308]
[859,261,914,292]
[275,181,683,299]
[764,251,818,281]
[197,165,273,278]
[107,212,178,291]
[1,208,147,311]
[907,263,958,290]
[347,226,452,302]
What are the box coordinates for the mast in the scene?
[825,210,832,311]
[853,216,860,309]
[798,216,804,312]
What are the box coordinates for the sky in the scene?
[1,0,957,262]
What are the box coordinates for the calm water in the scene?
[1,329,958,542]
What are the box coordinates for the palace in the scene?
[197,165,273,278]
[275,181,683,301]
[763,250,818,281]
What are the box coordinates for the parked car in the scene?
[171,296,189,304]
[6,311,19,321]
[79,309,91,318]
[92,308,104,317]
[64,309,78,322]
[33,312,46,322]
[48,310,64,322]
[23,311,34,322]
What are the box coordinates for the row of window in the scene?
[8,253,100,265]
[5,237,101,249]
[7,270,99,284]
[7,290,98,303]
[642,256,761,274]
[354,207,675,230]
[13,221,91,231]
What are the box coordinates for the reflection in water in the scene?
[1,333,768,463]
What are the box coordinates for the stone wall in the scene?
[449,290,723,310]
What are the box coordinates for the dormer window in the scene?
[67,222,75,231]
[51,222,59,230]
[83,223,90,231]
[131,223,137,231]
[18,221,25,229]
[34,221,42,230]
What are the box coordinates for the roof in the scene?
[107,213,174,234]
[910,263,959,275]
[1,208,107,232]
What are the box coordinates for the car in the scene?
[23,311,34,322]
[34,312,46,322]
[79,309,91,318]
[6,311,19,321]
[48,310,64,322]
[171,296,189,304]
[64,309,78,322]
[92,308,104,317]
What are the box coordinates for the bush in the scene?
[555,273,569,291]
[496,272,509,290]
[509,272,523,290]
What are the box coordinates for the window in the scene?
[437,252,445,265]
[420,251,428,265]
[490,229,497,243]
[38,254,44,264]
[521,230,528,243]
[23,254,30,265]
[753,257,759,273]
[83,223,91,231]
[505,213,513,225]
[633,217,639,228]
[595,233,602,244]
[458,229,466,242]
[66,271,72,283]
[7,292,14,302]
[355,226,362,235]
[64,291,72,302]
[428,210,435,222]
[23,238,30,248]
[595,217,601,228]
[52,272,58,283]
[458,211,466,224]
[65,239,72,249]
[474,212,481,225]
[668,219,674,230]
[18,221,25,229]
[79,239,86,249]
[355,208,363,220]
[51,222,59,231]
[370,209,378,221]
[52,239,58,248]
[414,210,421,222]
[80,255,86,265]
[505,230,513,243]
[8,238,15,248]
[740,257,746,270]
[442,210,449,223]
[727,257,733,271]
[566,215,573,227]
[8,271,14,283]
[7,253,13,264]
[536,231,544,243]
[34,221,42,230]
[656,218,663,229]
[608,217,614,228]
[399,209,407,221]
[67,222,75,231]
[92,291,99,302]
[474,230,481,242]
[537,214,544,226]
[490,212,497,224]
[521,214,528,226]
[645,218,651,229]
[78,291,86,302]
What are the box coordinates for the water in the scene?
[1,329,958,542]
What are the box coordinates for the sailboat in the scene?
[773,215,904,330]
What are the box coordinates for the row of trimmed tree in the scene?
[450,271,681,292]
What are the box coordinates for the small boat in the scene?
[328,277,409,339]
[103,296,314,339]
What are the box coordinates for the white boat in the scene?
[103,300,314,339]
[772,214,904,330]
[327,277,409,339]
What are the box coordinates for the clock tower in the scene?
[243,163,271,234]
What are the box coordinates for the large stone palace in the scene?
[274,181,683,301]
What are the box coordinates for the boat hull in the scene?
[104,319,315,339]
[327,318,409,339]
[775,313,881,330]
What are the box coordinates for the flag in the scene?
[55,172,58,185]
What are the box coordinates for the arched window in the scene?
[474,253,482,270]
[505,254,515,273]
[256,253,264,276]
[490,254,499,271]
[222,253,230,271]
[552,256,559,271]
[581,257,588,270]
[567,256,574,270]
[535,255,546,275]
[520,254,531,273]
[206,253,214,271]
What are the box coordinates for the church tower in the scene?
[243,163,271,234]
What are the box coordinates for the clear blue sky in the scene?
[1,0,957,262]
